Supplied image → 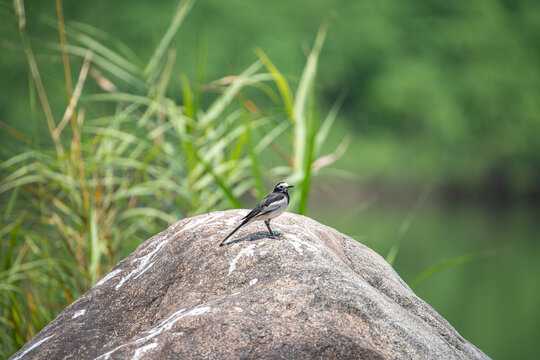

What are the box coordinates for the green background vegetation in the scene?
[1,0,539,359]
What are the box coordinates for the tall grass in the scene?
[0,0,345,356]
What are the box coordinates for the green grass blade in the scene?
[254,120,290,154]
[58,44,147,92]
[293,23,327,175]
[314,90,346,157]
[88,206,100,285]
[297,98,317,214]
[144,0,194,82]
[386,188,431,265]
[67,24,142,74]
[44,17,142,76]
[200,60,262,128]
[242,112,264,199]
[409,252,492,289]
[69,21,143,66]
[180,74,194,118]
[194,27,208,113]
[192,150,242,208]
[254,47,294,118]
[3,187,19,221]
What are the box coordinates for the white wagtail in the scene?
[219,182,294,246]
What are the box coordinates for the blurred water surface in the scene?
[309,190,540,359]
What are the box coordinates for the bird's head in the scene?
[274,182,294,193]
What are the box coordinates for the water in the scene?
[309,199,540,359]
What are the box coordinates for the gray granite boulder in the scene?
[10,210,490,359]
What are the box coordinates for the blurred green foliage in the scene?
[325,1,540,197]
[2,0,539,197]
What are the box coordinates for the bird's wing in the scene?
[243,192,285,221]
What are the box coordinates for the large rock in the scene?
[10,211,489,359]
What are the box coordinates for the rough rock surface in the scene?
[11,210,490,359]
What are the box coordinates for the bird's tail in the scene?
[219,220,248,246]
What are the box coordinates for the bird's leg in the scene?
[264,220,275,238]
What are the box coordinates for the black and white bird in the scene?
[219,182,294,246]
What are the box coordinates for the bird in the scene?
[219,182,294,246]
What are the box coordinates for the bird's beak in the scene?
[287,185,294,188]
